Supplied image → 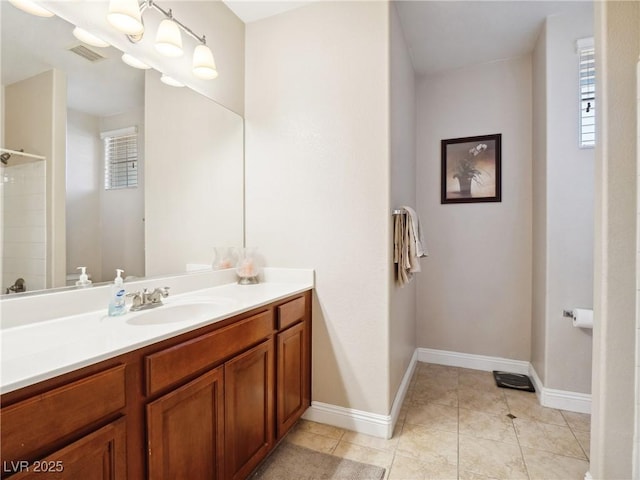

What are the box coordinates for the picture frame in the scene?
[441,133,502,204]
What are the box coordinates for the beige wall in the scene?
[145,70,243,277]
[389,3,417,408]
[591,2,639,478]
[66,109,102,282]
[4,70,66,289]
[531,9,594,395]
[415,56,533,361]
[99,108,145,281]
[531,20,548,386]
[245,1,392,415]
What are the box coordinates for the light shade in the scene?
[107,0,144,36]
[155,19,183,57]
[192,44,218,80]
[160,74,184,87]
[122,53,151,70]
[8,0,54,17]
[73,27,110,48]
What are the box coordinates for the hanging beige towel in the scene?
[401,205,428,260]
[394,207,428,286]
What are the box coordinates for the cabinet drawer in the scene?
[146,311,273,396]
[277,296,306,330]
[1,365,126,464]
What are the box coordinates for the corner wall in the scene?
[245,1,392,416]
[531,9,594,396]
[415,57,533,361]
[389,3,417,409]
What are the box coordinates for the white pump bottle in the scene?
[75,266,92,287]
[108,269,126,316]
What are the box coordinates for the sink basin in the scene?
[126,302,225,326]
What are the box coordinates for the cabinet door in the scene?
[276,321,310,439]
[224,339,274,480]
[146,367,224,480]
[7,418,126,480]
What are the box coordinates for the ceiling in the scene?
[1,2,143,117]
[395,1,594,76]
[223,0,593,76]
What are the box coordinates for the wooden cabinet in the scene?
[1,366,126,479]
[0,290,311,480]
[147,367,225,480]
[224,339,274,480]
[8,418,127,480]
[276,321,310,439]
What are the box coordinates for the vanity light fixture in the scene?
[122,53,151,70]
[192,44,218,80]
[107,0,218,81]
[160,74,184,87]
[73,27,110,48]
[107,0,144,36]
[155,18,183,57]
[8,0,54,17]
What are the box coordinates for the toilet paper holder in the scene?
[562,310,575,319]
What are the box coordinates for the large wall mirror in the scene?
[1,1,244,295]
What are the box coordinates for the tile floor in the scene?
[284,362,591,480]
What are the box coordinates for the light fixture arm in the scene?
[144,0,206,44]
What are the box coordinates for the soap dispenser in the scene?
[75,267,92,287]
[108,269,126,317]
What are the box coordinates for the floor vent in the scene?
[493,371,535,392]
[68,44,106,62]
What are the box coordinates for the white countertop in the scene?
[0,269,313,394]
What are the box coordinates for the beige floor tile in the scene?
[458,470,506,480]
[411,384,458,407]
[293,419,345,439]
[562,410,591,433]
[458,408,518,444]
[504,390,567,425]
[333,441,394,470]
[414,368,460,389]
[284,428,339,454]
[459,435,528,480]
[341,430,400,452]
[458,386,509,416]
[458,369,497,390]
[514,418,586,459]
[421,363,460,376]
[405,402,458,433]
[574,429,591,459]
[281,364,588,480]
[521,446,590,480]
[389,453,458,480]
[396,423,458,465]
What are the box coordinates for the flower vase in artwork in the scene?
[456,175,472,196]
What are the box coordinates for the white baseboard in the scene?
[529,365,591,414]
[417,347,530,374]
[302,350,417,439]
[302,401,392,439]
[389,349,418,433]
[303,348,591,439]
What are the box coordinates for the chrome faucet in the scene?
[127,286,170,311]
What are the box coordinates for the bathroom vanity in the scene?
[0,271,312,479]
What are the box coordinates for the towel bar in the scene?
[392,209,405,215]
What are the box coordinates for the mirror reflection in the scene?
[1,2,244,295]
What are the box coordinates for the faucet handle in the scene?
[126,291,143,308]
